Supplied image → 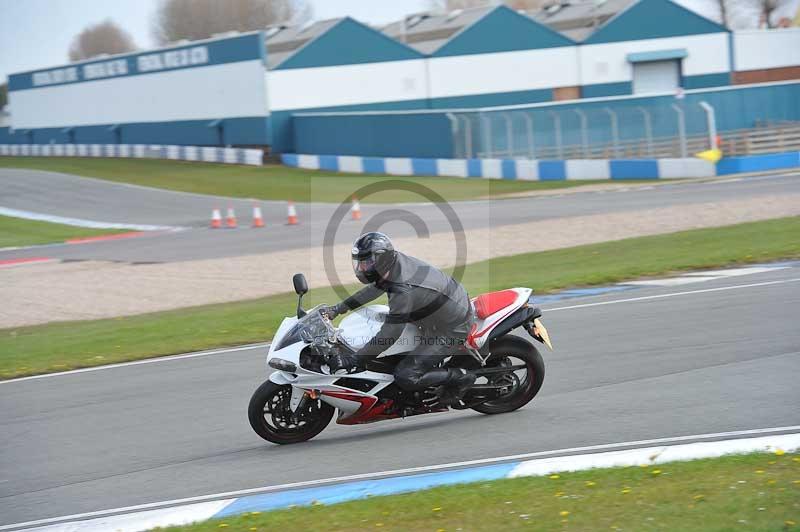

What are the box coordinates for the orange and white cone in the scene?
[252,205,265,228]
[351,196,361,221]
[210,208,222,229]
[225,207,237,229]
[286,201,298,225]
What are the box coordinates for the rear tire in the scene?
[248,381,334,444]
[470,336,545,415]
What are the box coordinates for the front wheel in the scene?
[248,381,334,444]
[470,336,545,415]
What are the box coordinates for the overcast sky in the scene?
[0,0,431,81]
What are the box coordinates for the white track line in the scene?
[0,343,270,385]
[0,206,180,231]
[3,276,796,384]
[547,277,800,312]
[2,425,797,531]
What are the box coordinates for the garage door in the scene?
[632,60,680,94]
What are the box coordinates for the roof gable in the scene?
[274,17,423,70]
[584,0,727,44]
[433,5,575,57]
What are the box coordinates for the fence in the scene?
[0,143,264,165]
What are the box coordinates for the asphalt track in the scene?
[2,265,798,526]
[1,169,799,262]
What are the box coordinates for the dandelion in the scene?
[218,525,228,529]
[250,511,261,515]
[554,491,565,497]
[621,488,632,494]
[250,528,257,532]
[550,474,561,480]
[432,507,442,512]
[585,481,596,487]
[651,469,662,476]
[375,524,384,528]
[767,479,776,485]
[775,449,786,456]
[755,470,765,474]
[768,461,776,465]
[792,457,800,462]
[785,520,796,526]
[693,494,705,501]
[793,480,800,485]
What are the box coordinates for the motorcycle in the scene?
[248,273,553,444]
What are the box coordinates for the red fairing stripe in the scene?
[467,305,521,348]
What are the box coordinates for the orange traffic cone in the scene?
[226,207,237,228]
[252,205,265,228]
[287,201,298,225]
[351,196,361,221]
[210,208,222,229]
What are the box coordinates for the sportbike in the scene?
[248,273,553,444]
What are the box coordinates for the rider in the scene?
[322,232,476,405]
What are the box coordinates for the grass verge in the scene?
[0,214,127,248]
[158,451,800,531]
[1,216,798,379]
[1,157,627,203]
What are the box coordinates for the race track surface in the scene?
[2,265,798,525]
[1,169,799,262]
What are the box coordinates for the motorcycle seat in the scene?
[472,289,519,319]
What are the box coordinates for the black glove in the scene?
[328,353,362,375]
[320,302,347,320]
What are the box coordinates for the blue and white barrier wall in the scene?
[282,154,715,179]
[0,143,263,166]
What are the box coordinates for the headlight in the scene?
[268,358,297,372]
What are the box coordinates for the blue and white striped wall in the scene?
[282,153,717,179]
[0,143,263,166]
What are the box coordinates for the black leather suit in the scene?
[339,252,473,391]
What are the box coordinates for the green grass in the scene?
[0,214,127,248]
[1,216,798,379]
[157,451,800,531]
[0,157,623,203]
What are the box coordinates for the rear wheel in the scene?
[470,337,545,415]
[248,381,334,444]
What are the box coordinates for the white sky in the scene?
[0,0,431,81]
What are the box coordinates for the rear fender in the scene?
[478,306,539,356]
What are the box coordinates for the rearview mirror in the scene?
[293,273,308,295]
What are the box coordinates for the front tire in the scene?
[470,336,545,415]
[248,381,334,444]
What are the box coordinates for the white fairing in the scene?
[468,287,532,350]
[339,305,420,356]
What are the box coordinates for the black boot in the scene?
[438,368,476,406]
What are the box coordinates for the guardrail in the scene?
[0,143,264,166]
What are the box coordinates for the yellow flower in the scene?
[250,528,257,532]
[768,461,776,465]
[693,494,705,500]
[250,511,261,515]
[792,457,800,462]
[621,488,631,494]
[549,474,561,480]
[432,507,442,512]
[218,525,228,529]
[560,511,570,517]
[767,479,777,485]
[755,470,765,474]
[775,449,786,456]
[651,469,662,476]
[375,524,384,528]
[785,521,796,527]
[585,481,596,487]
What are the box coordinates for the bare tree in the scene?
[152,0,312,45]
[68,20,137,62]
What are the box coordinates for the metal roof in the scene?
[531,0,635,41]
[381,6,497,54]
[264,18,343,69]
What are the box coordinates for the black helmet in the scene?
[351,232,396,284]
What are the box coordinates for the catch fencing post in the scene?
[603,107,621,158]
[671,103,687,157]
[446,113,460,158]
[636,106,654,156]
[698,101,717,150]
[480,112,493,159]
[501,112,514,157]
[460,114,474,159]
[521,112,535,159]
[574,109,589,158]
[548,111,563,159]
